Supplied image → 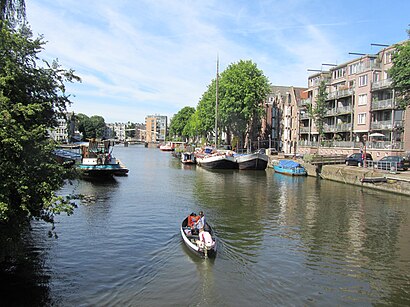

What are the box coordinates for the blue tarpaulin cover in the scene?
[278,159,301,168]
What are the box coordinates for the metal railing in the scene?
[336,105,352,114]
[371,120,393,130]
[298,140,404,150]
[372,78,392,90]
[371,98,395,110]
[299,97,312,106]
[326,88,354,100]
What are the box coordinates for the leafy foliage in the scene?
[75,113,106,140]
[219,60,270,145]
[307,79,327,143]
[390,33,410,108]
[0,22,80,226]
[196,79,218,139]
[0,0,25,26]
[126,122,136,138]
[169,106,195,140]
[183,110,200,141]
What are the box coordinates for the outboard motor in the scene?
[199,231,215,249]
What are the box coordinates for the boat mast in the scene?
[214,56,219,148]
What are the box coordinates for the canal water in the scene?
[6,145,410,306]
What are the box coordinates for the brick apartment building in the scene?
[266,41,409,158]
[145,115,167,143]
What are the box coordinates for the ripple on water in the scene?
[12,147,410,306]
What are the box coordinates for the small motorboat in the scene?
[181,152,196,164]
[159,142,174,151]
[180,216,217,258]
[273,159,307,176]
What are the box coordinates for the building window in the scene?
[358,113,366,125]
[359,74,368,87]
[373,71,380,83]
[349,63,358,75]
[358,94,367,106]
[333,68,345,79]
[385,51,393,64]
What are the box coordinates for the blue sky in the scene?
[26,0,409,123]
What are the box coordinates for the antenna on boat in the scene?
[214,55,219,148]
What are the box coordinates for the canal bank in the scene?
[305,163,410,196]
[267,154,410,196]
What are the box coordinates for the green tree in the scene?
[76,113,92,140]
[76,114,106,140]
[90,115,106,139]
[183,110,200,142]
[0,0,25,25]
[169,106,195,141]
[219,60,270,147]
[126,122,136,139]
[0,22,80,227]
[196,80,218,142]
[307,79,327,145]
[390,30,410,108]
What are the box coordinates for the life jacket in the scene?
[188,215,197,227]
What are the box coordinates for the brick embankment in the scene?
[267,155,410,196]
[310,164,410,196]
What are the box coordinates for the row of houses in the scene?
[49,113,168,144]
[263,41,409,159]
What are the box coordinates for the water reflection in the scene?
[1,223,52,306]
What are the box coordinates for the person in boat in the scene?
[187,212,197,228]
[194,211,206,232]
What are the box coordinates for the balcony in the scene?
[372,78,392,91]
[323,124,336,132]
[325,109,337,116]
[324,105,352,117]
[371,120,393,130]
[394,120,404,128]
[336,123,351,132]
[336,105,352,115]
[298,140,404,150]
[300,112,310,120]
[299,97,312,107]
[356,62,381,74]
[371,98,395,110]
[326,88,354,100]
[300,126,311,133]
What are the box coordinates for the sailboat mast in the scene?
[214,56,219,148]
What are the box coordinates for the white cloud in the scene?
[26,0,410,122]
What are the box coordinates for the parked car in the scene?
[375,156,410,171]
[345,153,373,167]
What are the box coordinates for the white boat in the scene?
[234,149,268,170]
[159,142,174,151]
[181,216,217,258]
